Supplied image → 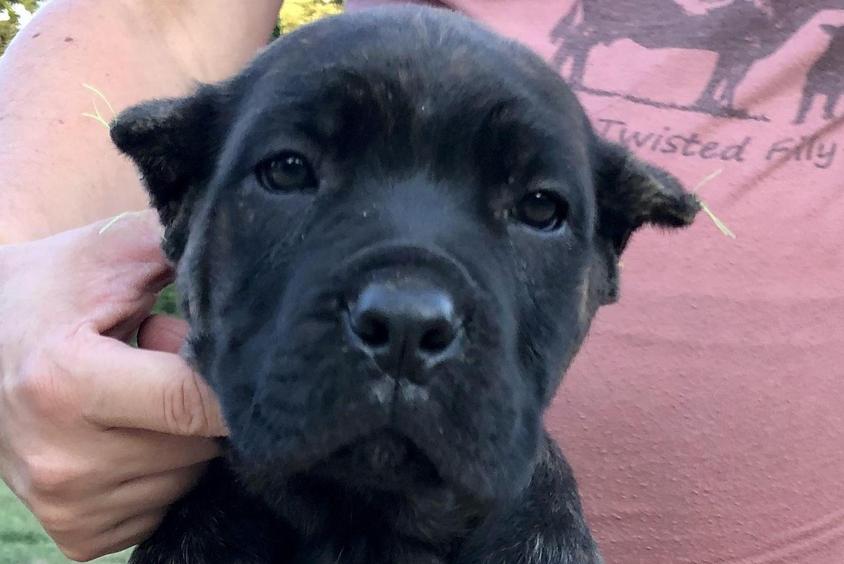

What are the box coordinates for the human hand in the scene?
[0,211,227,561]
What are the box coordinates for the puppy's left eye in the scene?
[515,191,569,231]
[257,152,318,192]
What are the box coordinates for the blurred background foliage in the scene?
[0,0,38,53]
[281,0,343,32]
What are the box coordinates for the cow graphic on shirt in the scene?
[673,0,772,17]
[795,24,844,124]
[550,0,844,121]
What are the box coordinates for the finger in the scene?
[104,463,207,518]
[47,466,204,536]
[58,509,167,562]
[99,210,174,294]
[77,331,229,437]
[96,512,167,561]
[102,429,222,480]
[104,297,159,343]
[93,209,162,251]
[69,211,175,334]
[97,510,168,558]
[138,314,189,354]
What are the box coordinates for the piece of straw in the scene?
[83,83,116,115]
[692,168,736,239]
[81,83,115,130]
[98,211,130,235]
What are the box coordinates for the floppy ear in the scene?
[592,140,700,304]
[110,86,223,260]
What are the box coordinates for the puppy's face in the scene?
[112,7,698,507]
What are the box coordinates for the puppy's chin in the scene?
[234,426,456,493]
[224,358,539,506]
[308,430,444,491]
[230,423,518,510]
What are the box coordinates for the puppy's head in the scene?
[112,7,698,507]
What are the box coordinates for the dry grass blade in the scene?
[82,83,116,115]
[81,83,115,130]
[692,168,736,239]
[81,110,110,129]
[98,211,130,235]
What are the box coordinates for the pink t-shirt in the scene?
[348,1,844,563]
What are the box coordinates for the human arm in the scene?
[0,1,282,560]
[0,0,283,242]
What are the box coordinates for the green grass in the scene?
[0,482,131,563]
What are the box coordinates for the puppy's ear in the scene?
[592,140,700,304]
[110,86,222,260]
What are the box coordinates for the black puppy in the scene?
[111,6,699,564]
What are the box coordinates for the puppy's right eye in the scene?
[257,152,318,193]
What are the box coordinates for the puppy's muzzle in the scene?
[338,244,475,385]
[346,279,462,384]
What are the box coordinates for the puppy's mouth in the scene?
[305,429,443,491]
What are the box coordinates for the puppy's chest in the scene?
[283,521,456,564]
[275,477,475,564]
[290,541,448,564]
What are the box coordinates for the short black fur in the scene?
[111,6,699,564]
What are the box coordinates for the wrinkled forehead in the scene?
[220,9,594,185]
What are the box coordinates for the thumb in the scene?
[78,330,228,437]
[138,314,189,354]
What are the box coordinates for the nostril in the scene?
[353,311,390,349]
[346,280,463,379]
[419,320,457,354]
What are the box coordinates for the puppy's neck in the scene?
[273,473,487,563]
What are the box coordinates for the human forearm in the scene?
[0,0,282,243]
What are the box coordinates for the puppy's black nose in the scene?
[347,281,461,383]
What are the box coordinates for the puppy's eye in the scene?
[257,152,317,192]
[515,191,568,231]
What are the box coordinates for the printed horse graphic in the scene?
[550,0,844,115]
